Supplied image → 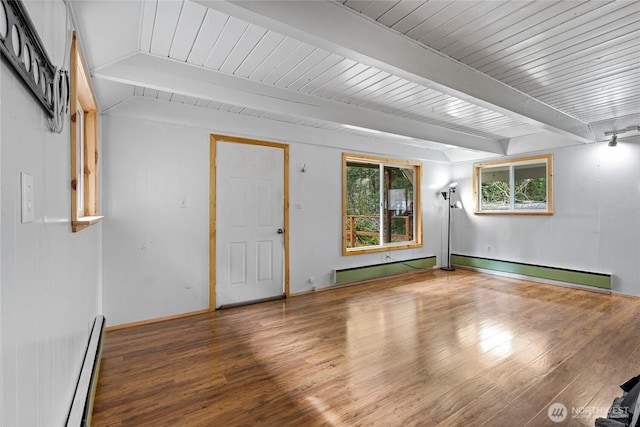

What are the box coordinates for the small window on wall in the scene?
[473,154,553,215]
[343,153,422,255]
[70,31,103,232]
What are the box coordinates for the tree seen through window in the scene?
[343,154,421,253]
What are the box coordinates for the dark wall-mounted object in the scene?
[0,0,57,117]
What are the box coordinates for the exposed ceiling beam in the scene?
[103,96,459,163]
[93,53,505,154]
[194,0,595,143]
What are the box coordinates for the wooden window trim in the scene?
[473,154,553,215]
[342,152,422,255]
[70,31,103,232]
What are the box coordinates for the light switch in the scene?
[21,172,34,223]
[179,197,187,208]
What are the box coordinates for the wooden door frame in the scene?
[210,134,290,310]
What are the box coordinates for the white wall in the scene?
[101,116,211,324]
[101,94,640,331]
[1,2,102,425]
[450,141,640,296]
[0,31,3,426]
[101,104,449,326]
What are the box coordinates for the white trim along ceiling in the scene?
[70,0,640,161]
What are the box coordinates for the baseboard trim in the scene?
[333,256,437,285]
[293,268,436,297]
[611,290,640,299]
[106,309,210,331]
[452,254,612,291]
[457,265,612,294]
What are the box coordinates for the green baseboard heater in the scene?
[451,254,612,291]
[333,256,437,285]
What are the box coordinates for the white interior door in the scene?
[215,140,285,308]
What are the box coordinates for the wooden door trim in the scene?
[210,134,290,310]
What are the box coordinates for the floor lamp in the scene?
[441,183,462,271]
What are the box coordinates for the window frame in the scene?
[70,31,102,232]
[473,154,553,215]
[76,103,85,218]
[342,153,422,255]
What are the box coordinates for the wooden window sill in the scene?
[72,215,104,232]
[473,211,553,216]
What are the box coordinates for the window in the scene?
[473,154,553,215]
[70,31,102,232]
[343,153,422,255]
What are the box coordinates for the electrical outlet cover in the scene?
[21,172,34,223]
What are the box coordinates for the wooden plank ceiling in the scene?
[73,0,640,159]
[345,0,640,124]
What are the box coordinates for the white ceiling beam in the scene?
[93,53,505,154]
[103,97,455,163]
[194,0,595,143]
[502,133,583,156]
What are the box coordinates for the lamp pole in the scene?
[441,187,456,271]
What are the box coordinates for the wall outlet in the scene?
[21,172,34,223]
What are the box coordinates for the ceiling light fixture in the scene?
[604,126,640,147]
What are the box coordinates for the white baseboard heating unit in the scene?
[66,315,106,427]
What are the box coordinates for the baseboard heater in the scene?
[451,254,612,291]
[66,315,106,427]
[333,256,437,285]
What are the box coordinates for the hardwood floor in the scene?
[92,269,640,426]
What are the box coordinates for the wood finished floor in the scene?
[92,269,640,426]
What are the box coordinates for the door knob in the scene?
[277,228,285,234]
